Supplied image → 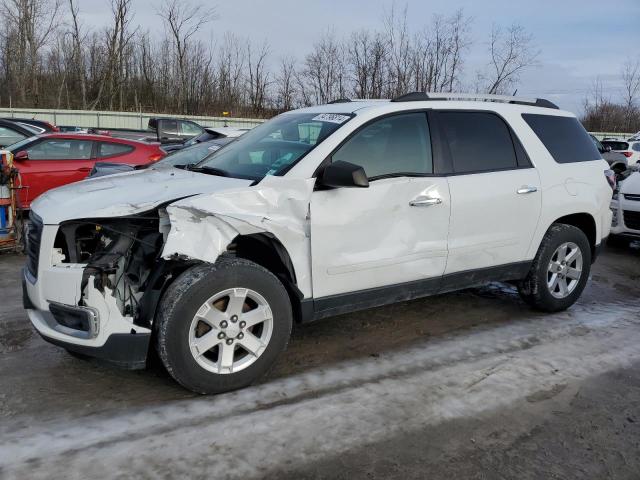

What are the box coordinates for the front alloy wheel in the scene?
[189,288,274,374]
[156,258,293,394]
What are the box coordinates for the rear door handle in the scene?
[517,186,538,194]
[409,196,442,207]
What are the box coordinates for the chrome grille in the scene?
[623,193,640,202]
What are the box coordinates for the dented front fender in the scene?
[161,176,316,297]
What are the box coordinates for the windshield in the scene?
[159,141,229,167]
[195,112,352,180]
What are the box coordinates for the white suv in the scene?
[610,171,640,242]
[23,93,613,393]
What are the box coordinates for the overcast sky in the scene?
[79,0,640,114]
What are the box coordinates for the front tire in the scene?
[156,257,293,394]
[518,224,591,312]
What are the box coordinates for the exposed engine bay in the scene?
[52,210,175,329]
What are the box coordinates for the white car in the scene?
[610,171,640,242]
[601,139,640,166]
[23,92,613,394]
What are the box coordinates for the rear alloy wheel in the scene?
[518,224,591,312]
[156,258,292,394]
[546,242,583,299]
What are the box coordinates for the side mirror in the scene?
[14,150,28,161]
[319,161,369,188]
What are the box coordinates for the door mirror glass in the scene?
[319,161,369,188]
[14,150,28,161]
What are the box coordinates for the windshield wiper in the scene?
[186,165,229,177]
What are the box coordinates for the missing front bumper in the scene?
[37,329,151,369]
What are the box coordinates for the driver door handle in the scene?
[409,196,442,207]
[517,186,538,194]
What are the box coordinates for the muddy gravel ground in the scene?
[1,243,640,479]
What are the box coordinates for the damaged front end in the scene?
[26,209,192,368]
[54,209,183,331]
[25,176,315,368]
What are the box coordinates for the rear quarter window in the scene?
[98,142,135,158]
[522,114,601,164]
[602,141,630,151]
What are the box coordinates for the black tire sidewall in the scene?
[158,259,292,394]
[529,225,592,311]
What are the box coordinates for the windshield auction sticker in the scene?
[311,114,351,124]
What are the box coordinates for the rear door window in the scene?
[522,114,601,163]
[438,112,518,173]
[98,142,134,158]
[601,141,629,151]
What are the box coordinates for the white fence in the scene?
[0,107,636,141]
[590,132,636,140]
[0,107,266,130]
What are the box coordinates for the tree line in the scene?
[0,0,540,117]
[581,60,640,134]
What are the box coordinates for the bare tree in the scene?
[157,0,216,113]
[67,0,87,108]
[481,24,538,95]
[411,10,470,93]
[348,30,387,98]
[300,31,347,105]
[383,4,412,97]
[246,41,270,115]
[274,56,297,111]
[621,59,640,130]
[216,33,246,113]
[0,0,62,105]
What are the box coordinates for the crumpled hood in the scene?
[620,171,640,195]
[31,166,253,224]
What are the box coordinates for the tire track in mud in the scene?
[1,300,640,479]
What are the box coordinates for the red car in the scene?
[8,133,165,209]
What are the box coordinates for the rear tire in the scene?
[518,224,591,312]
[156,257,292,394]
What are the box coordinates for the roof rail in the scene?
[327,98,352,104]
[390,91,559,109]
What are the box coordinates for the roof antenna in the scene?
[512,89,518,96]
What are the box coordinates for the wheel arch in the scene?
[549,212,597,260]
[229,233,305,322]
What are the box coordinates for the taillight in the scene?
[148,154,163,162]
[604,169,617,190]
[623,151,633,157]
